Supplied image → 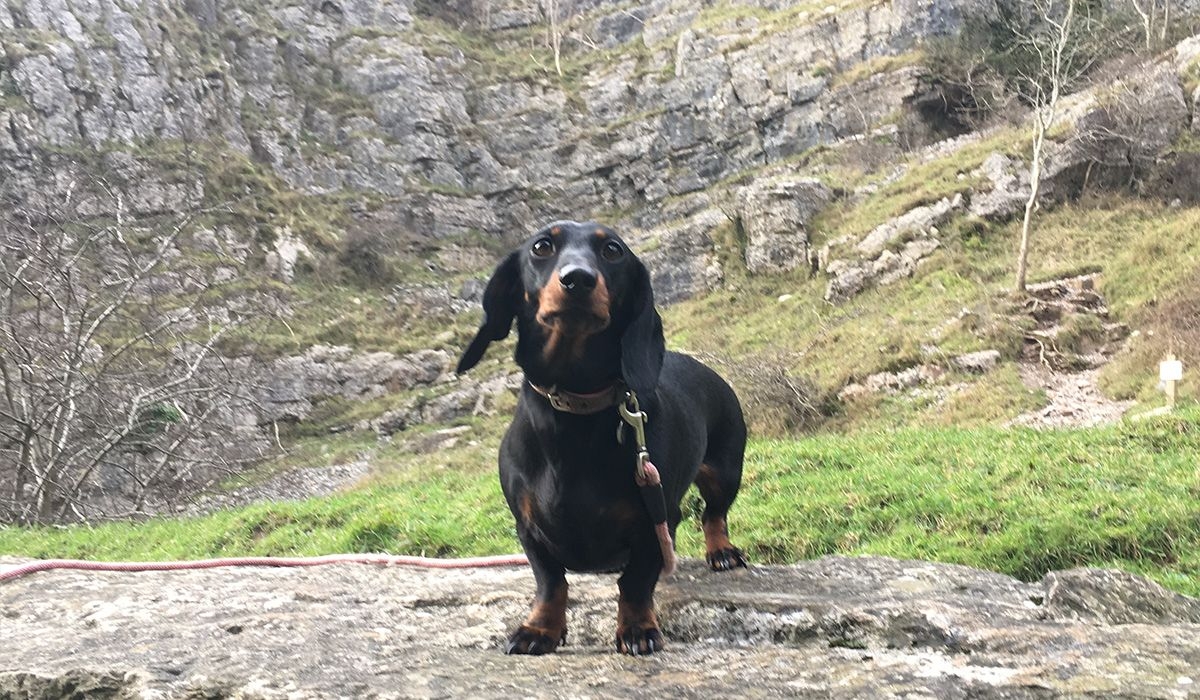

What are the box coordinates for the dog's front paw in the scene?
[505,625,566,655]
[707,546,747,572]
[615,624,664,656]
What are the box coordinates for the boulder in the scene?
[2,556,1197,697]
[856,193,962,258]
[969,152,1030,220]
[629,207,727,304]
[824,233,945,303]
[258,346,450,423]
[738,178,833,274]
[952,349,1002,374]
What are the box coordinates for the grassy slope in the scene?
[4,407,1198,595]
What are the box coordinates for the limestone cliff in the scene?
[0,0,999,287]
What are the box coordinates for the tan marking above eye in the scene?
[550,226,562,235]
[594,228,606,238]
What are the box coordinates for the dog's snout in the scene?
[559,265,597,294]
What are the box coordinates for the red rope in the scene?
[0,552,530,584]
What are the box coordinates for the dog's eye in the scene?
[531,238,555,258]
[601,240,625,262]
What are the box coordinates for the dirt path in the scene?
[1007,274,1137,429]
[1010,364,1136,428]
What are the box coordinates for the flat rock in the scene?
[2,555,1198,698]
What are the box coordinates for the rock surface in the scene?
[0,0,996,252]
[2,555,1198,698]
[738,178,832,274]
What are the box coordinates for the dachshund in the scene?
[456,220,747,655]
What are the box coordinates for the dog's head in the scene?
[456,221,664,397]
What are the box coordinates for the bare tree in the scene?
[1127,0,1172,51]
[1014,0,1085,293]
[545,0,563,76]
[0,178,271,524]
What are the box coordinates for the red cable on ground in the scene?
[0,552,530,584]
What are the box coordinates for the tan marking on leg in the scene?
[616,596,663,654]
[523,579,568,642]
[702,516,735,558]
[694,463,720,499]
[519,492,536,524]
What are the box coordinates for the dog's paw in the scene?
[615,625,665,656]
[505,625,566,655]
[706,546,748,572]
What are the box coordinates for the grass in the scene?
[811,126,1024,246]
[4,406,1198,595]
[661,213,1025,432]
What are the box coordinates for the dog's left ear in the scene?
[620,260,665,398]
[457,251,521,374]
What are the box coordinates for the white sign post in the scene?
[1160,354,1183,408]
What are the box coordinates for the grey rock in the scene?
[856,193,962,259]
[1044,61,1189,183]
[969,152,1029,220]
[823,194,958,303]
[258,346,450,423]
[839,364,946,400]
[264,229,313,283]
[823,259,872,303]
[630,207,726,303]
[0,0,1027,250]
[1179,37,1200,135]
[1043,567,1200,625]
[873,237,941,286]
[368,371,520,435]
[2,556,1197,697]
[952,349,1002,374]
[738,178,832,274]
[390,283,475,315]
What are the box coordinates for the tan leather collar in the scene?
[528,381,624,415]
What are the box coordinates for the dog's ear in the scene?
[457,252,521,374]
[620,260,665,398]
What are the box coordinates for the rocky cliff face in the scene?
[1,0,991,251]
[5,0,1195,297]
[2,555,1198,697]
[4,0,1199,515]
[0,0,1015,472]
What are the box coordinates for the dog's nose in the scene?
[559,265,597,294]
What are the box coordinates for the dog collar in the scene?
[528,381,624,415]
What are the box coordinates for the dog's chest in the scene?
[524,450,645,571]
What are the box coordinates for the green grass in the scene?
[811,127,1024,246]
[717,408,1200,596]
[4,407,1198,595]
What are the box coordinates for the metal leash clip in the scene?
[617,391,651,481]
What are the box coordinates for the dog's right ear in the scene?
[456,251,521,374]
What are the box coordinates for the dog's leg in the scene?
[615,540,664,655]
[507,538,568,655]
[695,461,748,571]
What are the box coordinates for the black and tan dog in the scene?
[456,220,747,655]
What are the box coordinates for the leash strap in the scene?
[618,392,677,576]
